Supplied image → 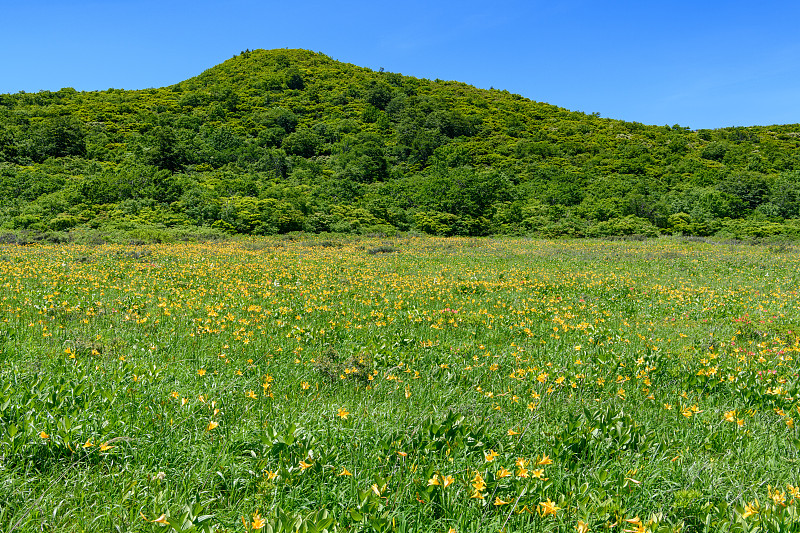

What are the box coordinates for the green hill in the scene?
[1,48,799,241]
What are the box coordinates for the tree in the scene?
[28,115,86,162]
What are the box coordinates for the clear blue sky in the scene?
[2,0,798,130]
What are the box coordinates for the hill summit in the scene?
[1,48,799,241]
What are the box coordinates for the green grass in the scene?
[1,236,799,532]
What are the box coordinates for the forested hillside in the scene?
[1,48,799,242]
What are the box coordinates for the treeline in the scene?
[1,48,800,242]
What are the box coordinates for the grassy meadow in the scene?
[1,236,799,532]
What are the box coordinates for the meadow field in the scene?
[1,236,799,532]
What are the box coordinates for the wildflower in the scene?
[154,514,169,525]
[537,454,553,465]
[252,510,265,530]
[471,472,486,491]
[428,475,441,486]
[742,501,759,518]
[197,368,206,376]
[40,431,49,439]
[515,457,528,468]
[181,397,189,406]
[265,470,278,480]
[538,498,560,516]
[768,485,786,506]
[337,407,349,419]
[531,469,547,479]
[99,442,114,452]
[724,410,736,422]
[494,497,510,506]
[496,467,512,478]
[338,467,352,476]
[517,467,529,478]
[299,460,312,470]
[576,521,590,533]
[507,428,520,436]
[82,439,93,448]
[484,449,499,462]
[470,489,485,500]
[155,471,166,481]
[301,381,310,390]
[442,475,455,488]
[623,516,646,533]
[397,451,407,457]
[246,390,257,399]
[207,421,218,431]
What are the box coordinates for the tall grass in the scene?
[1,236,798,532]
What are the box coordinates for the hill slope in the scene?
[1,48,799,241]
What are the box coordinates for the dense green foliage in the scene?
[1,48,800,240]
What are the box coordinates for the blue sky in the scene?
[2,0,798,130]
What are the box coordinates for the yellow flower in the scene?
[427,475,441,486]
[252,510,265,530]
[82,439,93,448]
[299,460,312,470]
[301,381,310,390]
[507,428,520,436]
[742,500,759,519]
[484,449,499,462]
[531,468,546,480]
[516,467,529,478]
[515,457,528,468]
[337,407,349,419]
[338,467,352,476]
[246,390,257,399]
[724,410,736,422]
[494,497,509,506]
[470,489,485,500]
[197,368,206,376]
[442,475,455,488]
[496,467,512,478]
[265,470,278,480]
[153,514,169,525]
[99,442,114,452]
[538,498,560,516]
[576,520,590,533]
[472,472,486,491]
[537,454,553,465]
[39,431,49,439]
[207,421,219,431]
[768,485,786,506]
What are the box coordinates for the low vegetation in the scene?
[1,236,799,531]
